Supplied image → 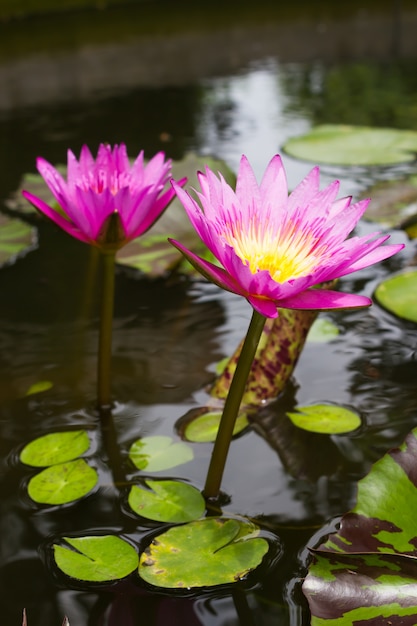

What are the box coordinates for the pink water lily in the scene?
[22,143,184,252]
[170,155,404,318]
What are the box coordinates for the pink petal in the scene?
[259,154,288,210]
[247,295,279,318]
[278,288,372,310]
[235,155,261,208]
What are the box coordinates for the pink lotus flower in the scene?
[22,143,183,252]
[170,155,404,318]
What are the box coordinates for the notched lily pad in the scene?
[128,435,194,472]
[117,153,236,276]
[283,124,417,166]
[0,213,36,266]
[20,430,90,467]
[374,270,417,323]
[286,403,361,434]
[139,517,269,588]
[53,535,138,582]
[128,479,205,523]
[27,459,98,505]
[176,407,249,443]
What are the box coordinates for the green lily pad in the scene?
[128,435,194,472]
[53,535,138,582]
[128,479,205,523]
[286,403,361,434]
[283,124,417,166]
[374,271,417,323]
[359,174,417,226]
[139,517,269,588]
[0,213,36,266]
[7,167,66,216]
[20,431,90,467]
[307,318,340,343]
[180,409,249,443]
[27,459,98,505]
[25,380,54,396]
[116,153,236,276]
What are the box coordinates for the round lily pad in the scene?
[286,403,361,434]
[283,124,417,166]
[128,435,194,472]
[178,408,249,443]
[27,459,98,505]
[20,431,90,467]
[53,535,138,582]
[128,479,205,523]
[0,213,36,266]
[139,517,269,588]
[374,271,417,323]
[307,318,339,343]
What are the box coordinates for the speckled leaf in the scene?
[374,271,417,323]
[53,535,138,582]
[303,427,417,624]
[0,213,36,266]
[128,435,193,472]
[20,431,90,467]
[139,517,269,588]
[128,479,205,523]
[116,153,235,276]
[286,404,361,434]
[27,459,97,505]
[283,124,417,166]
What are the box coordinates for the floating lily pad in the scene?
[139,517,269,588]
[283,124,417,166]
[128,435,194,472]
[53,535,138,582]
[128,479,205,523]
[0,213,36,266]
[374,271,417,323]
[20,431,90,467]
[27,459,98,505]
[176,407,249,443]
[286,403,361,434]
[117,153,236,276]
[307,318,339,343]
[25,380,54,396]
[7,167,66,216]
[359,174,417,226]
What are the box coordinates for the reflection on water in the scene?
[0,2,416,625]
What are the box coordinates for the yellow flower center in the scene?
[224,218,326,283]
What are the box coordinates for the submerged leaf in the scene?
[53,535,138,582]
[139,517,269,588]
[20,430,90,467]
[27,459,98,505]
[283,124,417,166]
[128,479,205,523]
[128,435,193,472]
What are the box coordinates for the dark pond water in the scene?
[0,1,417,625]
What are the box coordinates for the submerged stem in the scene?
[97,251,116,409]
[203,309,267,499]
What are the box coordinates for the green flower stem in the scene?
[97,251,116,409]
[203,309,267,499]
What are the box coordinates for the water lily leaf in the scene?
[307,318,339,343]
[25,380,54,396]
[20,431,90,467]
[359,174,417,226]
[116,153,236,276]
[283,124,417,166]
[53,535,138,582]
[139,517,269,588]
[7,168,66,216]
[27,459,98,505]
[128,435,194,472]
[303,426,417,624]
[0,213,36,266]
[177,408,249,443]
[374,271,417,323]
[286,404,361,434]
[128,479,205,523]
